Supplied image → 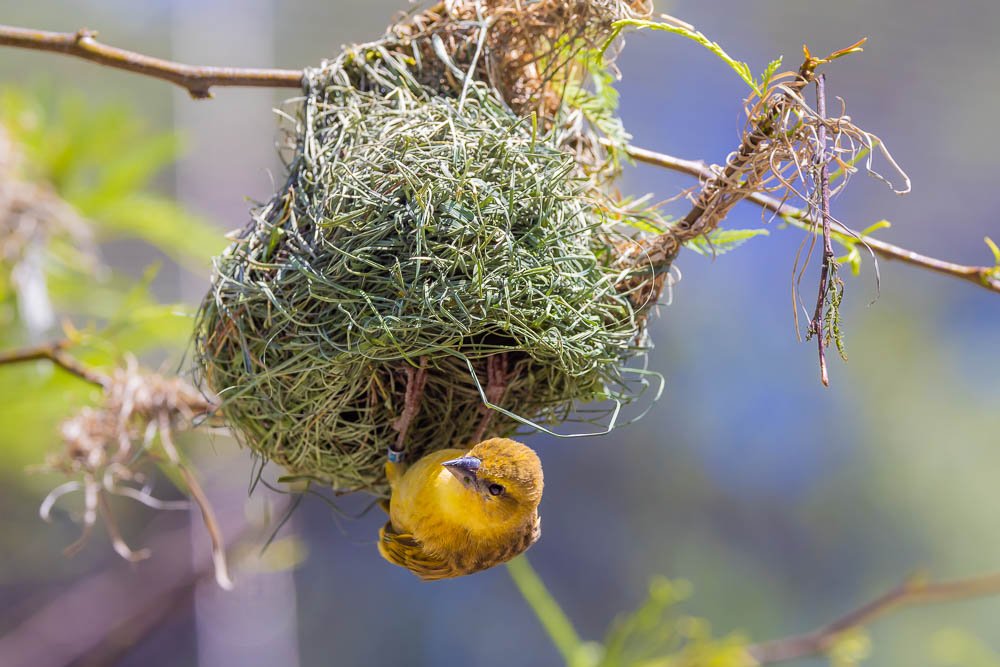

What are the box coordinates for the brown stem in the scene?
[810,74,833,387]
[391,357,429,452]
[635,55,821,272]
[0,25,302,99]
[621,143,1000,296]
[473,353,510,443]
[0,340,108,387]
[746,571,1000,664]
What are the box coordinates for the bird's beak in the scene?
[442,455,481,490]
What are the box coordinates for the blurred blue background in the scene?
[0,1,998,666]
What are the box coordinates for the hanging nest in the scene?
[194,0,660,495]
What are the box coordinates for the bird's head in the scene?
[442,438,543,527]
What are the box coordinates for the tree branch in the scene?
[1,23,996,293]
[810,73,834,387]
[746,571,1000,664]
[622,143,1000,295]
[628,49,832,276]
[0,340,108,387]
[0,25,302,99]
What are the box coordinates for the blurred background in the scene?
[1,1,998,666]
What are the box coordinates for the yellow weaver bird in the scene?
[378,437,543,580]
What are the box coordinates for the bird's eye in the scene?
[488,483,505,496]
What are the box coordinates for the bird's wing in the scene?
[378,513,542,580]
[378,521,454,581]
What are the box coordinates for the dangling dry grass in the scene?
[37,358,232,588]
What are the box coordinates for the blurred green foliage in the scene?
[0,86,223,477]
[509,557,753,667]
[0,87,224,271]
[931,629,1000,667]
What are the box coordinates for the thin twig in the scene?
[620,143,1000,295]
[0,340,108,387]
[98,493,150,562]
[746,571,1000,664]
[0,25,302,99]
[810,74,833,387]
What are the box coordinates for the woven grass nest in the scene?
[194,0,661,495]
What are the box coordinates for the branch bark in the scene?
[0,25,302,99]
[0,340,108,387]
[621,143,1000,295]
[746,571,1000,664]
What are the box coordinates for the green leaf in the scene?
[600,577,689,665]
[984,236,1000,268]
[779,214,893,275]
[606,18,762,94]
[830,629,873,667]
[0,363,96,475]
[605,194,670,235]
[758,57,784,90]
[103,304,196,355]
[598,577,751,667]
[93,193,226,271]
[2,87,220,273]
[563,48,631,156]
[838,246,863,276]
[69,132,183,213]
[930,628,1000,667]
[859,220,892,237]
[684,228,770,256]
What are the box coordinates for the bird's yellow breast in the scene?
[389,448,516,554]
